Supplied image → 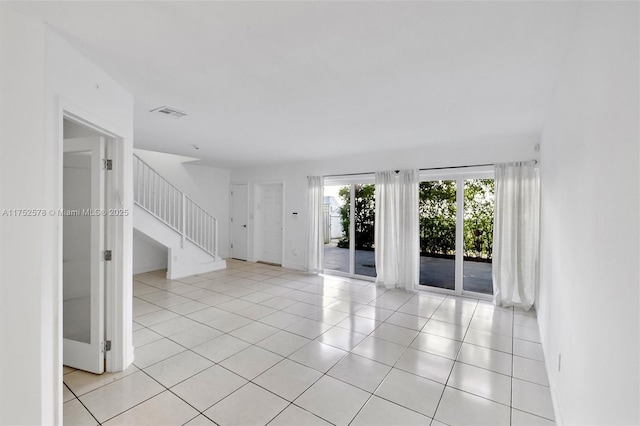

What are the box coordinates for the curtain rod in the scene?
[318,159,538,179]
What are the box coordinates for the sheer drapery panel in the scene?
[375,169,418,290]
[306,176,324,274]
[492,162,540,310]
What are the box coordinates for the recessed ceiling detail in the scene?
[150,106,187,119]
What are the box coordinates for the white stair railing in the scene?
[133,154,218,258]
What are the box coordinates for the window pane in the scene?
[323,185,350,273]
[419,180,456,290]
[354,184,376,277]
[463,179,494,294]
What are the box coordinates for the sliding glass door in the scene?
[323,184,349,274]
[353,184,376,277]
[418,171,494,296]
[322,171,492,291]
[323,178,376,279]
[419,180,457,290]
[462,179,494,294]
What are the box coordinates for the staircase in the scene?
[133,154,226,279]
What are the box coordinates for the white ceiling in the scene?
[9,1,580,168]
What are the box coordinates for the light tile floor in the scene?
[64,260,555,425]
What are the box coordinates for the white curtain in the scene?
[375,171,398,287]
[397,170,419,288]
[492,162,540,310]
[306,176,324,274]
[375,169,419,290]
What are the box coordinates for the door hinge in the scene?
[102,340,111,352]
[103,159,113,170]
[231,243,233,249]
[104,250,112,261]
[231,217,233,222]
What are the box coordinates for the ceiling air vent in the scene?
[150,106,187,119]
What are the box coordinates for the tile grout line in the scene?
[132,267,378,425]
[509,305,515,426]
[140,275,493,423]
[427,296,476,424]
[350,292,449,424]
[73,263,552,425]
[279,287,422,425]
[63,383,102,426]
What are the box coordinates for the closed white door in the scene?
[259,183,283,265]
[230,184,248,260]
[63,137,106,374]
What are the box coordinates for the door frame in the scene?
[253,181,285,266]
[322,175,377,281]
[417,166,494,300]
[58,101,129,378]
[229,182,249,260]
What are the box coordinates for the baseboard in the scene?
[133,263,168,275]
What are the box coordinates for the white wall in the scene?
[231,137,537,270]
[133,230,168,274]
[0,7,48,426]
[0,6,134,425]
[134,149,231,259]
[538,3,639,425]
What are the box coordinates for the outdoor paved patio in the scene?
[324,245,493,295]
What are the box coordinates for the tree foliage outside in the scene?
[463,179,494,259]
[335,179,494,259]
[337,184,375,250]
[419,180,457,256]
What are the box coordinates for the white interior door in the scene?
[259,183,283,265]
[230,184,248,260]
[63,137,105,374]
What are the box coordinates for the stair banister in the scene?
[133,154,218,258]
